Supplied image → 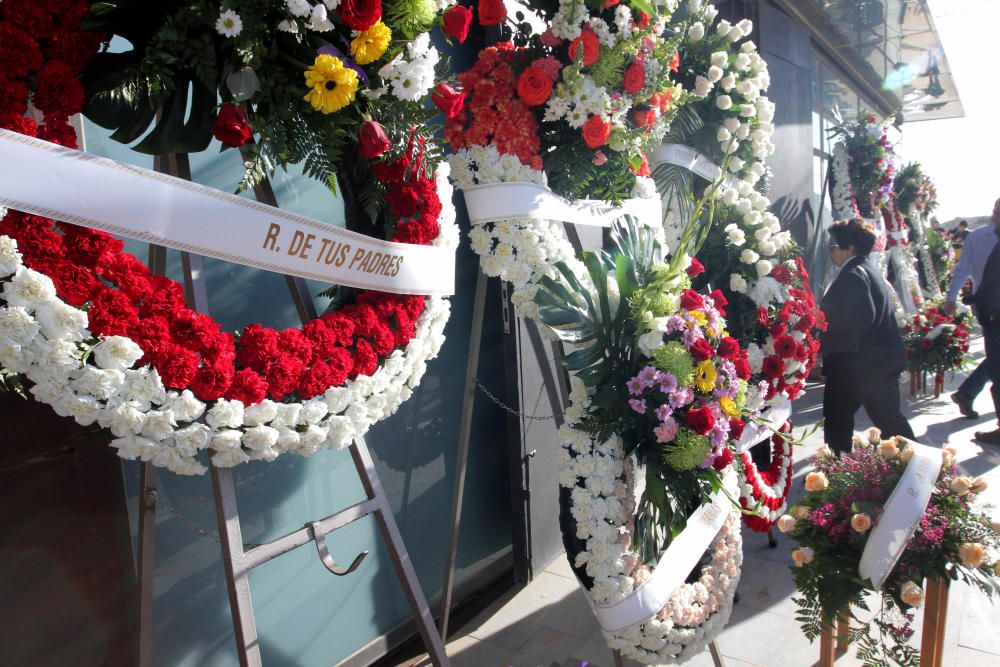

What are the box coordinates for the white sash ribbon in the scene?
[0,130,455,296]
[462,182,661,229]
[858,441,942,589]
[592,470,737,632]
[650,143,740,190]
[736,395,792,453]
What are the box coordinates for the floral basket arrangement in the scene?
[901,305,971,395]
[0,0,460,474]
[780,432,1000,666]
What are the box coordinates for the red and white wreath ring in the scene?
[739,421,794,531]
[0,163,457,476]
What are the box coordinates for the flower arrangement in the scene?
[781,432,1000,666]
[894,163,938,221]
[828,111,897,219]
[81,0,455,199]
[444,0,685,202]
[901,305,971,376]
[738,422,793,531]
[0,3,459,475]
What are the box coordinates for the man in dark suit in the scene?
[821,219,915,454]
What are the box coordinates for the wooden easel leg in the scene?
[920,579,942,666]
[708,640,726,666]
[836,611,849,652]
[934,579,949,667]
[819,623,836,667]
[612,648,625,667]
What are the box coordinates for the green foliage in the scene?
[651,341,694,384]
[542,131,638,202]
[664,430,711,470]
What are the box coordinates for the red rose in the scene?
[212,103,253,148]
[357,120,391,159]
[729,418,746,441]
[623,62,645,93]
[0,22,43,79]
[226,368,270,405]
[689,337,714,361]
[716,337,740,359]
[517,67,553,106]
[581,115,611,149]
[266,355,306,400]
[477,0,506,25]
[713,446,734,472]
[190,363,234,401]
[710,289,728,316]
[351,339,378,378]
[774,334,797,358]
[238,324,280,373]
[632,108,656,129]
[568,30,600,66]
[442,5,473,43]
[733,355,751,380]
[155,344,201,389]
[756,306,770,327]
[686,257,705,278]
[337,0,382,31]
[686,406,715,435]
[432,82,466,119]
[761,355,785,379]
[680,289,704,311]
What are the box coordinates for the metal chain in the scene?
[475,380,560,421]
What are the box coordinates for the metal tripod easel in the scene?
[136,152,448,667]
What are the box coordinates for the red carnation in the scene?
[139,277,187,319]
[477,0,506,25]
[0,112,37,138]
[729,418,746,441]
[50,261,101,306]
[337,0,382,30]
[442,5,473,43]
[568,29,600,66]
[686,406,715,435]
[238,324,280,373]
[171,310,220,350]
[128,317,172,361]
[32,60,85,118]
[297,360,337,399]
[680,289,704,311]
[432,82,466,119]
[689,337,714,361]
[156,344,201,389]
[716,337,740,359]
[265,355,306,400]
[761,355,785,379]
[321,311,357,346]
[191,363,234,401]
[279,328,315,365]
[3,0,56,38]
[686,257,705,277]
[327,347,354,385]
[770,264,792,284]
[203,332,237,365]
[211,103,253,148]
[774,334,797,358]
[351,338,379,378]
[89,290,140,337]
[343,304,379,337]
[0,23,44,79]
[369,320,396,355]
[0,79,29,118]
[226,368,270,405]
[623,62,645,93]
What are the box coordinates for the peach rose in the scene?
[852,434,865,448]
[994,562,1000,577]
[900,581,924,607]
[850,513,872,533]
[950,476,974,495]
[816,443,833,459]
[900,446,915,463]
[866,427,882,445]
[942,443,958,466]
[795,505,812,520]
[792,547,815,567]
[971,476,989,494]
[959,542,986,568]
[777,514,797,533]
[805,471,829,492]
[880,440,899,459]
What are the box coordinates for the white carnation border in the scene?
[0,165,457,476]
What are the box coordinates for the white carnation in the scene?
[93,336,144,371]
[206,399,244,430]
[2,268,57,310]
[0,236,22,277]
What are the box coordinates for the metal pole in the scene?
[438,270,488,641]
[137,462,158,667]
[352,438,450,666]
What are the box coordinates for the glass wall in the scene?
[82,85,514,665]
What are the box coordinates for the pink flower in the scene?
[654,417,679,443]
[592,150,608,166]
[629,398,647,414]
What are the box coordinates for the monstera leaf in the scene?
[652,105,704,226]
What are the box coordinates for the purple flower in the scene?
[681,328,699,346]
[629,398,647,414]
[655,403,673,422]
[669,386,694,408]
[659,372,678,394]
[318,45,370,85]
[627,376,645,396]
[638,365,660,387]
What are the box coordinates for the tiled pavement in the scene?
[415,335,1000,667]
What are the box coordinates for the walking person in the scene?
[820,219,916,454]
[945,198,1000,443]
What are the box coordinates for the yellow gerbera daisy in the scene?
[303,54,359,114]
[351,21,392,66]
[689,310,707,326]
[719,395,739,418]
[694,359,717,393]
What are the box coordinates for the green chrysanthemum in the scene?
[652,340,694,385]
[386,0,437,36]
[664,429,712,471]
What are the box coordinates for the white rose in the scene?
[722,188,739,206]
[727,228,746,245]
[759,240,777,256]
[730,273,748,293]
[93,336,144,371]
[740,249,759,264]
[243,399,278,426]
[207,399,244,430]
[739,103,756,117]
[720,73,736,91]
[717,127,732,142]
[707,65,724,83]
[756,259,774,278]
[711,51,729,68]
[687,22,705,41]
[716,94,733,110]
[734,52,752,71]
[694,76,713,97]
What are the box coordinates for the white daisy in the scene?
[215,9,243,38]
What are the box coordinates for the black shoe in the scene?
[952,392,979,419]
[974,428,1000,445]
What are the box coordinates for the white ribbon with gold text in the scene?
[462,182,662,229]
[858,440,942,589]
[0,130,455,295]
[590,470,738,632]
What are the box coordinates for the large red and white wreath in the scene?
[0,0,457,475]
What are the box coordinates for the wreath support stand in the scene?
[817,580,950,667]
[135,155,449,667]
